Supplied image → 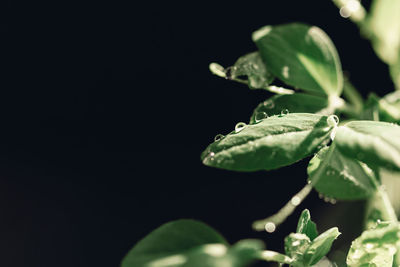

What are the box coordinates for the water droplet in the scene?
[318,193,324,199]
[329,198,337,204]
[339,6,352,18]
[282,66,289,79]
[326,170,334,176]
[291,196,301,206]
[323,196,331,203]
[224,66,237,80]
[292,240,300,246]
[365,243,374,250]
[255,112,268,123]
[214,134,224,142]
[263,101,275,109]
[307,180,312,184]
[339,0,361,18]
[235,122,247,133]
[327,115,339,127]
[265,222,276,233]
[280,109,289,116]
[209,152,215,161]
[377,219,381,224]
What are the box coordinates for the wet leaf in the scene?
[201,113,333,172]
[347,224,400,267]
[335,121,400,171]
[307,145,377,200]
[253,23,343,96]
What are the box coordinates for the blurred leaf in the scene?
[307,145,377,200]
[347,224,400,267]
[335,121,400,171]
[379,91,400,123]
[365,0,400,65]
[253,23,343,96]
[121,219,228,267]
[201,113,333,172]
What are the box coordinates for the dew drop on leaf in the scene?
[255,112,268,123]
[235,122,247,133]
[214,134,224,142]
[329,198,337,204]
[292,240,301,246]
[265,222,276,233]
[263,100,275,109]
[365,243,374,250]
[282,66,289,78]
[291,196,301,206]
[280,109,289,116]
[327,115,339,127]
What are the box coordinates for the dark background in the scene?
[1,1,395,266]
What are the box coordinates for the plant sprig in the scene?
[122,1,400,266]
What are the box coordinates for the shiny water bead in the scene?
[235,122,247,133]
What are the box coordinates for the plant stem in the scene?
[342,78,363,114]
[252,183,312,232]
[331,0,367,27]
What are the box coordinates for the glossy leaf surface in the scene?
[253,23,343,96]
[201,113,333,172]
[250,94,329,124]
[296,209,318,241]
[307,145,377,200]
[347,224,400,267]
[335,121,400,171]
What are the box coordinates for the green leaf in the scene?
[390,56,400,90]
[182,239,264,267]
[303,227,341,266]
[307,145,377,200]
[249,94,329,124]
[229,52,274,89]
[209,52,295,94]
[121,219,228,267]
[334,121,400,171]
[365,0,400,65]
[201,113,333,172]
[252,23,343,96]
[379,91,400,123]
[284,228,340,267]
[347,224,400,267]
[284,233,311,261]
[360,93,380,121]
[296,209,318,241]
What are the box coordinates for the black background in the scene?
[1,1,395,266]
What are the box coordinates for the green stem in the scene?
[331,0,367,27]
[342,78,364,115]
[252,184,312,232]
